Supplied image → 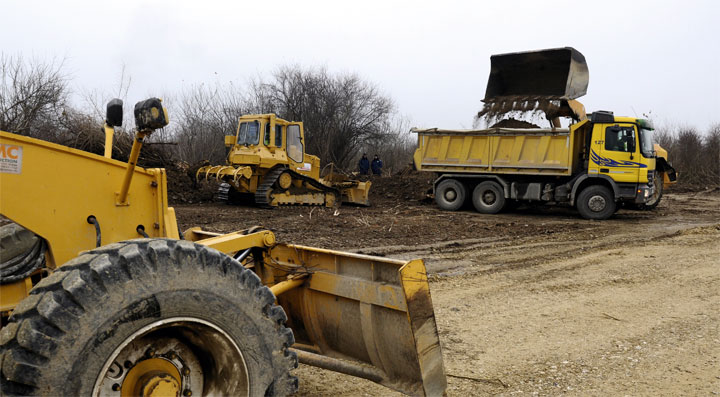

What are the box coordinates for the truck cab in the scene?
[584,111,656,204]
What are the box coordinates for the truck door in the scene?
[591,124,643,184]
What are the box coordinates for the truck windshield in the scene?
[639,128,655,158]
[237,121,260,145]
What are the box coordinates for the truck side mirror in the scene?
[106,98,123,127]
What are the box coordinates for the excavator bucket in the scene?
[267,244,446,396]
[484,47,589,101]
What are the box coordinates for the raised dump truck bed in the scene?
[412,124,588,177]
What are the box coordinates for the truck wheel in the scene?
[0,239,298,396]
[472,181,506,214]
[435,179,466,211]
[577,185,616,220]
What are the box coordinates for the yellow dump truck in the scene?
[197,114,371,207]
[0,99,445,396]
[413,47,676,220]
[414,113,677,220]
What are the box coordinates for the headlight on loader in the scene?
[134,98,168,131]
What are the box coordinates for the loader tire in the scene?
[0,239,298,396]
[472,181,505,214]
[435,179,466,211]
[577,185,616,220]
[0,223,45,284]
[0,224,37,263]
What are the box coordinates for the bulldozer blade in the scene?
[196,164,253,183]
[484,47,589,101]
[267,244,446,396]
[322,171,372,206]
[339,180,371,206]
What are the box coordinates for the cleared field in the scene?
[175,183,720,396]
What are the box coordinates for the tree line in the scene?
[1,54,717,187]
[1,55,413,174]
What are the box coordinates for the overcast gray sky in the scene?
[3,0,719,131]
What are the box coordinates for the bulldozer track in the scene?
[255,167,340,208]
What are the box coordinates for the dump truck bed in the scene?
[412,123,588,176]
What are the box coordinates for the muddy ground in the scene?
[175,178,720,396]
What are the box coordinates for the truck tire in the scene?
[472,181,506,214]
[0,239,298,396]
[577,185,616,220]
[435,179,466,211]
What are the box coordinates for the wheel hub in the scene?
[482,190,496,205]
[588,195,606,212]
[94,317,249,397]
[122,358,181,397]
[444,190,457,201]
[278,172,293,189]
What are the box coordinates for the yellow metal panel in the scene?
[467,135,489,165]
[413,128,575,175]
[0,131,174,268]
[0,277,32,312]
[592,123,650,184]
[308,271,408,311]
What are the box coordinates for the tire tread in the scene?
[0,238,298,396]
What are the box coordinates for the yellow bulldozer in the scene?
[0,99,445,396]
[196,114,371,207]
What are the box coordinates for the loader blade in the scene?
[267,244,446,396]
[484,46,589,101]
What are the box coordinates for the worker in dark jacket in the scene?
[358,153,370,175]
[371,155,383,176]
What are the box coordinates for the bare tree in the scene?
[172,82,252,164]
[253,66,396,168]
[0,54,68,139]
[355,114,416,174]
[702,123,720,184]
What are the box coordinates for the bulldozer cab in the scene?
[227,114,319,179]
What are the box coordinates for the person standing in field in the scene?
[358,153,370,175]
[371,154,383,176]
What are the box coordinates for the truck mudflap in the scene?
[266,244,446,396]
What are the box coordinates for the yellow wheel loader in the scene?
[0,99,445,396]
[196,114,371,207]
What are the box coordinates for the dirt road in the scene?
[175,184,720,396]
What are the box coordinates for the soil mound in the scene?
[490,118,541,129]
[368,170,434,205]
[166,162,217,204]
